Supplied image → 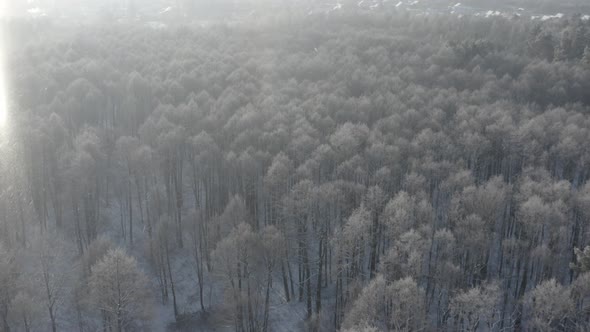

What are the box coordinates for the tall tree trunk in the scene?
[43,263,57,332]
[304,242,312,318]
[166,243,178,319]
[18,198,26,247]
[316,235,324,315]
[1,305,10,332]
[23,314,30,332]
[281,260,290,302]
[173,156,184,249]
[368,212,379,278]
[73,198,84,254]
[48,307,57,332]
[236,261,244,332]
[135,177,144,228]
[246,275,254,332]
[263,268,272,332]
[193,231,206,311]
[128,182,133,246]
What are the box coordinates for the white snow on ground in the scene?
[582,15,590,21]
[153,302,175,332]
[333,3,342,10]
[100,181,315,331]
[395,1,403,8]
[540,13,564,21]
[409,0,419,5]
[454,3,461,8]
[146,21,167,29]
[27,7,45,16]
[268,301,309,332]
[160,6,173,14]
[485,10,501,18]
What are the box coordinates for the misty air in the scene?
[1,0,590,331]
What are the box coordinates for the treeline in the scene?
[2,12,590,332]
[466,0,590,13]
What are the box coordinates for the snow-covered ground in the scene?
[7,0,588,24]
[301,0,589,22]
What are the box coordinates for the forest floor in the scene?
[101,189,310,331]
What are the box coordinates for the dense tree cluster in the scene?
[2,11,590,331]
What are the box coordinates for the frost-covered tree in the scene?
[5,10,590,332]
[212,223,255,332]
[450,283,502,331]
[342,274,387,330]
[89,249,153,332]
[387,277,426,331]
[525,279,573,332]
[33,235,74,332]
[0,243,18,332]
[8,290,42,332]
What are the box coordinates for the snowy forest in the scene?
[2,10,590,332]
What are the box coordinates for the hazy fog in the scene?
[1,1,590,331]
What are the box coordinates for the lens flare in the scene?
[0,71,7,128]
[0,23,7,129]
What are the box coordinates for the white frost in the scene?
[146,21,167,29]
[27,7,42,15]
[541,13,564,21]
[159,7,172,14]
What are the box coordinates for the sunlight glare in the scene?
[0,22,7,129]
[0,70,7,128]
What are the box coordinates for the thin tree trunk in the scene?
[23,314,30,332]
[368,213,379,278]
[166,242,178,318]
[316,235,324,315]
[263,268,272,332]
[128,182,133,246]
[281,260,290,302]
[304,242,312,318]
[1,307,10,332]
[18,198,26,247]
